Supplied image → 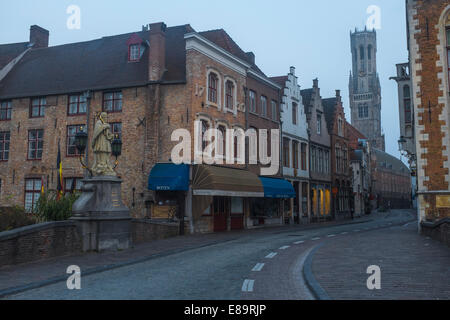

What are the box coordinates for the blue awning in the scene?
[148,163,189,191]
[259,177,296,199]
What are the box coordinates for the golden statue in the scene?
[92,112,116,176]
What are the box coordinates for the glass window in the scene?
[292,141,299,169]
[103,92,123,112]
[271,100,277,121]
[0,101,12,120]
[231,198,243,214]
[292,102,298,125]
[283,138,290,167]
[208,73,218,104]
[30,97,46,118]
[64,177,84,193]
[249,90,256,113]
[129,44,140,61]
[225,81,234,110]
[25,178,42,213]
[0,131,10,161]
[28,129,43,160]
[261,96,267,116]
[68,94,87,115]
[301,143,307,171]
[317,114,322,134]
[67,125,84,156]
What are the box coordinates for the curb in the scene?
[302,243,330,300]
[0,237,238,299]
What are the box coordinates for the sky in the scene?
[0,0,408,160]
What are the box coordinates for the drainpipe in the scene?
[84,90,92,178]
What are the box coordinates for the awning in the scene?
[148,163,189,191]
[192,165,264,197]
[259,177,296,199]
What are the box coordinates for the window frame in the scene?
[128,44,141,62]
[110,122,122,140]
[260,96,267,117]
[271,100,277,121]
[64,177,84,193]
[249,90,257,113]
[0,131,10,162]
[208,72,219,104]
[225,80,235,111]
[283,138,290,168]
[27,129,44,160]
[103,91,123,113]
[68,94,87,116]
[317,114,322,135]
[30,97,46,118]
[403,85,411,124]
[66,125,84,157]
[292,102,298,125]
[292,140,299,169]
[24,178,42,213]
[0,101,12,121]
[301,143,307,171]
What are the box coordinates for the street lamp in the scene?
[398,136,407,152]
[75,126,92,176]
[111,134,122,169]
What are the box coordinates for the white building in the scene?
[271,67,310,223]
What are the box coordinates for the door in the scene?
[213,197,229,232]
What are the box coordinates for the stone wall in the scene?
[421,218,450,247]
[0,221,82,267]
[131,219,181,244]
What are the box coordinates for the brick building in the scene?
[0,23,293,234]
[405,0,450,229]
[301,79,332,221]
[323,91,351,219]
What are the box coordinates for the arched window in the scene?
[403,85,411,123]
[368,45,372,60]
[201,119,209,152]
[217,124,226,158]
[225,80,234,110]
[208,73,218,104]
[360,46,365,60]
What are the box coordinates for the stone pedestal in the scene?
[70,176,131,252]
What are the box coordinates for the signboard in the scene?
[436,195,450,208]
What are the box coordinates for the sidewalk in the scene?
[0,214,375,297]
[310,221,450,299]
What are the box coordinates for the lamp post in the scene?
[74,127,92,176]
[111,134,122,169]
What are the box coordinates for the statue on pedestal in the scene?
[92,112,116,177]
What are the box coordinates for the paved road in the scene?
[3,209,448,300]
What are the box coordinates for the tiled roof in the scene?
[270,76,288,87]
[372,148,410,175]
[322,97,337,133]
[0,25,191,99]
[300,88,313,109]
[0,42,29,69]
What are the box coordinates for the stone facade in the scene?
[406,0,450,226]
[349,28,385,151]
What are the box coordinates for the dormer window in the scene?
[129,44,141,62]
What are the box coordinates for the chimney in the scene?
[148,22,167,81]
[246,52,255,64]
[29,25,49,49]
[336,89,341,102]
[290,66,295,75]
[313,78,318,88]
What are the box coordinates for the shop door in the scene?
[213,197,229,232]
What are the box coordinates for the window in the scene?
[103,92,123,113]
[217,125,226,158]
[283,138,290,168]
[310,146,316,172]
[358,103,369,118]
[249,90,256,113]
[0,131,10,161]
[261,96,267,117]
[271,100,277,121]
[201,120,209,152]
[292,102,298,125]
[0,101,12,120]
[68,94,87,115]
[292,141,299,169]
[64,177,83,193]
[336,146,341,173]
[28,129,43,160]
[301,143,307,171]
[25,178,41,213]
[318,149,323,173]
[225,80,234,110]
[111,122,122,140]
[129,44,140,61]
[343,148,348,174]
[403,85,411,124]
[368,45,372,60]
[67,125,84,156]
[317,114,322,134]
[338,118,344,137]
[325,150,330,174]
[360,46,365,60]
[30,97,46,118]
[208,73,218,104]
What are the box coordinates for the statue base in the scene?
[70,176,131,252]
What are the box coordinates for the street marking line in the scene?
[340,232,348,235]
[327,234,336,238]
[265,252,277,259]
[354,229,360,232]
[294,240,305,244]
[311,237,321,241]
[252,263,265,272]
[242,279,255,292]
[279,245,290,250]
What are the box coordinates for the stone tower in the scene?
[349,27,385,151]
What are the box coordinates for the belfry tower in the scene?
[349,27,385,151]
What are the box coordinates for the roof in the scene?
[199,29,266,77]
[0,25,192,99]
[270,76,288,87]
[322,97,337,132]
[346,121,367,150]
[372,148,410,175]
[0,42,29,69]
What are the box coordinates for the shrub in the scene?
[0,206,37,232]
[35,191,80,222]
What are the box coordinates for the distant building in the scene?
[349,28,385,151]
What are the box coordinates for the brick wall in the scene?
[0,221,82,267]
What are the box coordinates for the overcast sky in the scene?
[0,0,408,160]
